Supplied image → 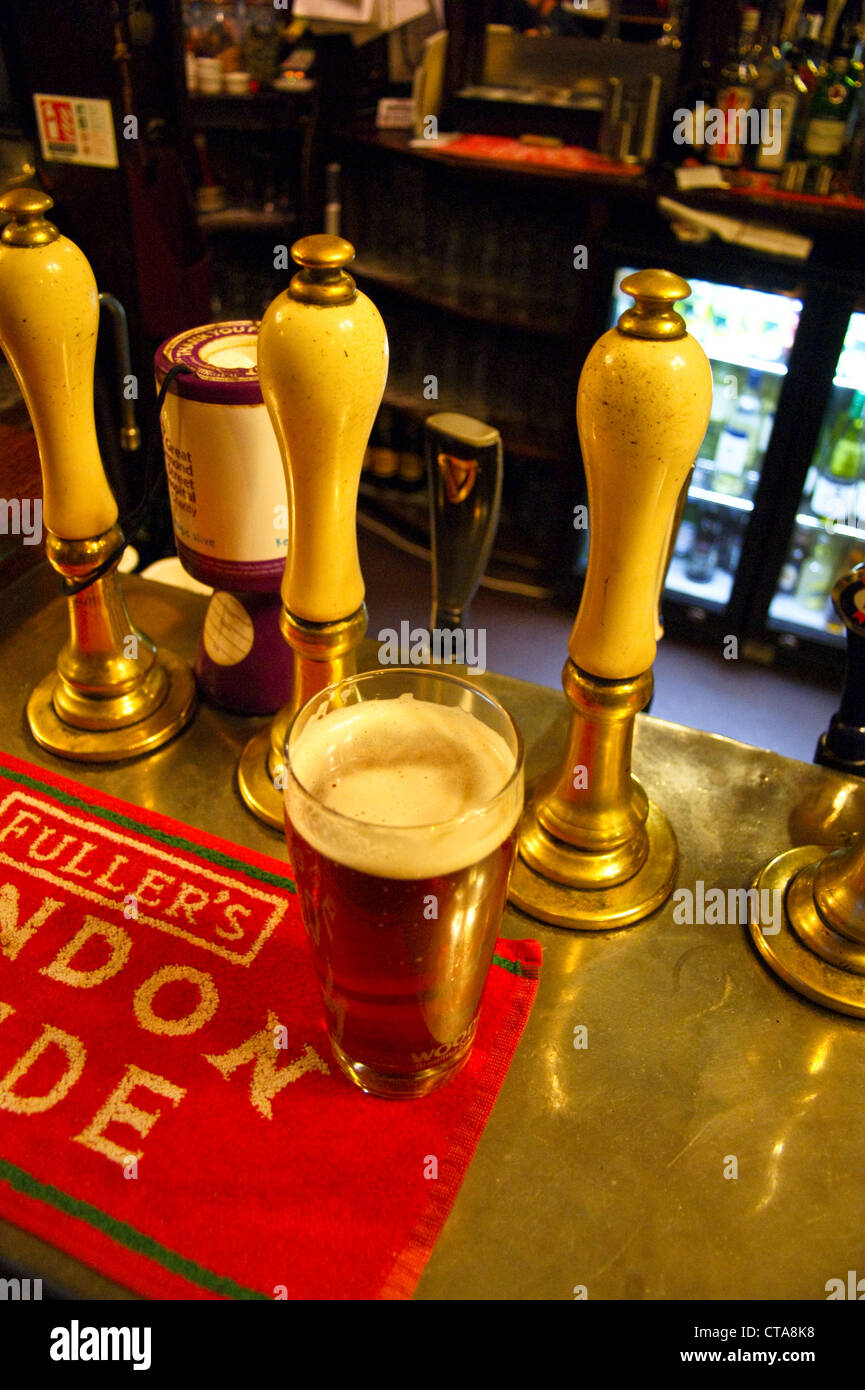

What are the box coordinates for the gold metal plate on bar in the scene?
[750,847,865,1019]
[26,648,196,763]
[237,723,283,829]
[1,571,864,1301]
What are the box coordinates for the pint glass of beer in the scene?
[283,668,524,1098]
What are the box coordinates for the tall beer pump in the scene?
[750,565,865,1017]
[509,270,712,929]
[0,188,196,760]
[237,235,388,826]
[814,565,865,777]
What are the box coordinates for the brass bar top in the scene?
[1,573,863,1301]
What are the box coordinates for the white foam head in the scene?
[286,693,523,879]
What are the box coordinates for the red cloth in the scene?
[441,134,644,176]
[0,751,539,1299]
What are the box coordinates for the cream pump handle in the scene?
[569,269,712,680]
[0,188,118,541]
[257,235,389,624]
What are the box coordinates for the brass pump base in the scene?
[749,844,865,1018]
[508,663,677,930]
[28,649,195,763]
[28,528,196,763]
[509,799,677,930]
[238,604,367,829]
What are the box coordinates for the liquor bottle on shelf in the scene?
[368,405,400,487]
[753,7,779,98]
[674,501,698,558]
[685,507,724,583]
[675,54,716,162]
[755,40,803,170]
[700,364,735,464]
[778,525,810,594]
[804,47,859,167]
[847,34,865,192]
[796,12,827,96]
[713,370,763,496]
[708,7,761,168]
[795,530,839,610]
[811,390,865,528]
[782,12,825,162]
[398,417,426,492]
[718,511,746,576]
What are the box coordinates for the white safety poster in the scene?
[33,94,119,168]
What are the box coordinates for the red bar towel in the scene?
[0,751,540,1299]
[442,134,644,176]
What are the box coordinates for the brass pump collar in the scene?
[288,233,358,306]
[617,268,691,340]
[0,187,60,247]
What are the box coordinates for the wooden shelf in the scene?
[189,90,315,132]
[382,387,567,465]
[198,207,295,233]
[358,487,556,585]
[353,258,572,339]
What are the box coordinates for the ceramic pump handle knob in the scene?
[257,235,389,624]
[0,188,118,541]
[569,269,712,681]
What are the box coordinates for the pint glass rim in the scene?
[283,665,524,838]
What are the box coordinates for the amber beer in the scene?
[284,669,524,1098]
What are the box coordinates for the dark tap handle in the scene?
[426,412,503,631]
[815,564,865,775]
[98,293,140,453]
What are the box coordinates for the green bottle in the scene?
[811,391,865,527]
[804,53,858,165]
[830,392,865,474]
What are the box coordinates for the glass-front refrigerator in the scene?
[608,267,803,613]
[766,312,865,649]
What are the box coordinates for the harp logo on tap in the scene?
[438,452,478,505]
